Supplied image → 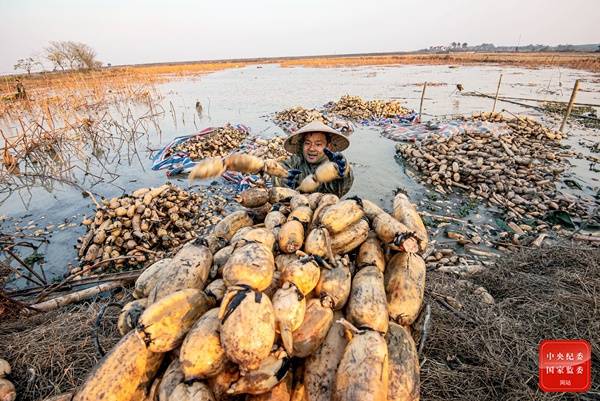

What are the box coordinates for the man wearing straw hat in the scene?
[274,120,354,197]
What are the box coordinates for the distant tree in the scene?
[44,41,101,71]
[478,43,496,51]
[462,42,468,49]
[45,41,73,70]
[14,57,41,74]
[45,42,68,70]
[70,42,101,69]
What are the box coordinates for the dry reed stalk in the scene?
[420,245,600,400]
[0,300,122,401]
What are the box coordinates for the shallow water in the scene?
[1,63,599,285]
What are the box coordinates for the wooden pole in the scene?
[34,255,137,303]
[6,269,142,298]
[486,94,598,108]
[4,248,47,285]
[559,79,580,132]
[29,281,124,312]
[419,82,427,120]
[491,74,503,113]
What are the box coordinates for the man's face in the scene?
[302,132,328,164]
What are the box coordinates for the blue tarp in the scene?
[150,125,249,177]
[150,124,267,191]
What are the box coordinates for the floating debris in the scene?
[541,101,600,129]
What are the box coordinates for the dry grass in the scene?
[0,69,161,115]
[421,245,600,400]
[1,52,596,123]
[0,63,238,179]
[133,61,250,76]
[0,299,122,401]
[2,52,598,104]
[0,67,170,206]
[0,62,246,103]
[278,52,600,72]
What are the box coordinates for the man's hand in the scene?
[323,148,347,177]
[285,169,302,188]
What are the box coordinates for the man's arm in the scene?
[272,155,301,188]
[321,149,354,197]
[323,164,354,197]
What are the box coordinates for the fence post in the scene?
[419,82,427,120]
[559,79,580,132]
[491,73,503,113]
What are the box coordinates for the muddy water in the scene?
[2,64,599,285]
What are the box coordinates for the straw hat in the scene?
[283,120,350,154]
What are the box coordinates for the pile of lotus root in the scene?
[325,95,411,120]
[171,126,249,160]
[273,107,329,133]
[68,187,428,401]
[76,184,226,274]
[396,112,599,223]
[247,136,291,162]
[0,359,15,401]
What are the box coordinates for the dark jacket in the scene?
[272,154,354,198]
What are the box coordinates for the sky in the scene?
[1,0,598,74]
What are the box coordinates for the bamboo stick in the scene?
[6,269,142,298]
[0,261,43,286]
[491,74,503,113]
[4,248,47,285]
[493,95,599,108]
[572,233,600,242]
[418,81,427,119]
[464,91,600,122]
[559,79,580,132]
